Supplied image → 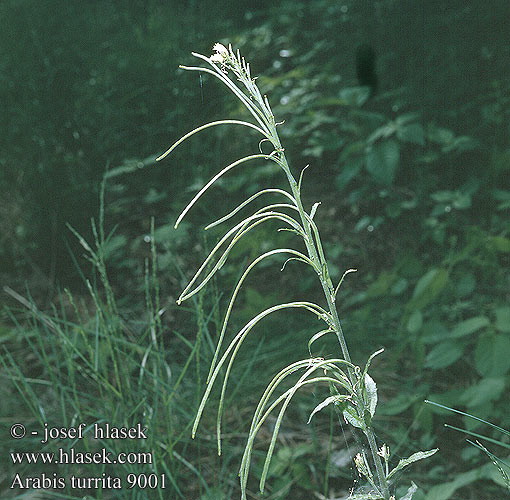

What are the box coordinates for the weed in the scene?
[159,43,437,499]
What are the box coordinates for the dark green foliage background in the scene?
[1,1,509,499]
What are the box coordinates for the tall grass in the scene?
[1,183,240,499]
[158,43,437,500]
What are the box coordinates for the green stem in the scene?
[270,133,390,500]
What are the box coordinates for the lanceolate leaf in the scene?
[307,394,351,424]
[387,449,439,480]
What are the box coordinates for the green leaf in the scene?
[387,449,438,480]
[495,306,510,333]
[408,268,448,311]
[450,316,490,339]
[427,125,455,145]
[364,374,378,417]
[442,135,477,153]
[398,122,425,145]
[365,139,400,185]
[307,394,350,424]
[424,342,463,370]
[424,465,491,500]
[103,234,127,259]
[399,482,418,500]
[430,190,453,202]
[378,393,417,416]
[422,320,450,344]
[475,333,510,377]
[339,86,371,106]
[343,405,365,430]
[366,271,396,298]
[455,273,476,298]
[488,236,510,253]
[407,310,423,334]
[391,278,408,295]
[452,192,471,209]
[460,377,505,408]
[336,158,363,191]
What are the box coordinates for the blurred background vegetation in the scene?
[1,1,509,499]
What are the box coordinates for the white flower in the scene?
[212,43,228,54]
[211,43,229,64]
[210,53,224,63]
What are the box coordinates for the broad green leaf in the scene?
[495,306,510,333]
[407,310,423,334]
[460,377,505,408]
[424,465,491,500]
[103,234,127,259]
[450,316,490,338]
[336,158,363,191]
[365,139,400,185]
[455,273,476,298]
[422,320,449,344]
[488,236,510,253]
[387,449,438,480]
[379,385,428,416]
[391,277,408,295]
[431,190,454,202]
[366,271,396,298]
[378,393,417,416]
[424,342,463,370]
[441,135,477,153]
[427,125,455,145]
[395,112,421,126]
[408,268,448,311]
[475,333,510,377]
[397,122,425,145]
[339,86,371,106]
[343,405,365,430]
[452,193,471,209]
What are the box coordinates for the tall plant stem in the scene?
[179,46,391,498]
[270,128,390,499]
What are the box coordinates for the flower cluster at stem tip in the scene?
[210,42,229,62]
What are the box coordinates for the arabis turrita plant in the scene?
[157,43,437,500]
